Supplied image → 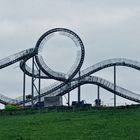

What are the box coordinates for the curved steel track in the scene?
[0,28,140,105]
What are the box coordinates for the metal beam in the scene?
[97,85,100,107]
[23,72,26,107]
[38,69,41,103]
[68,92,70,106]
[78,71,81,103]
[31,57,35,107]
[114,66,116,107]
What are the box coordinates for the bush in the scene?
[5,104,18,110]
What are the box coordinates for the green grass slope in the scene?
[0,107,140,140]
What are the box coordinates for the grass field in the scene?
[0,106,140,140]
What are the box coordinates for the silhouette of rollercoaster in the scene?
[0,28,140,106]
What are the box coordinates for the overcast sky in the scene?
[0,0,140,107]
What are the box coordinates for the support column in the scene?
[23,72,26,107]
[78,71,81,103]
[68,92,70,106]
[31,57,35,107]
[38,69,41,103]
[114,66,116,107]
[97,85,100,107]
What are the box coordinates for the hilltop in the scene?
[0,106,140,140]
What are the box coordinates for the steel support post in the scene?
[68,92,70,106]
[38,69,41,103]
[23,72,26,107]
[114,66,116,107]
[97,85,100,107]
[31,57,35,107]
[78,71,81,103]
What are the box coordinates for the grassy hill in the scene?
[0,106,140,140]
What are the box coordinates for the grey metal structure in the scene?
[0,28,140,106]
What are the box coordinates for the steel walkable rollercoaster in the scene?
[0,28,140,106]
